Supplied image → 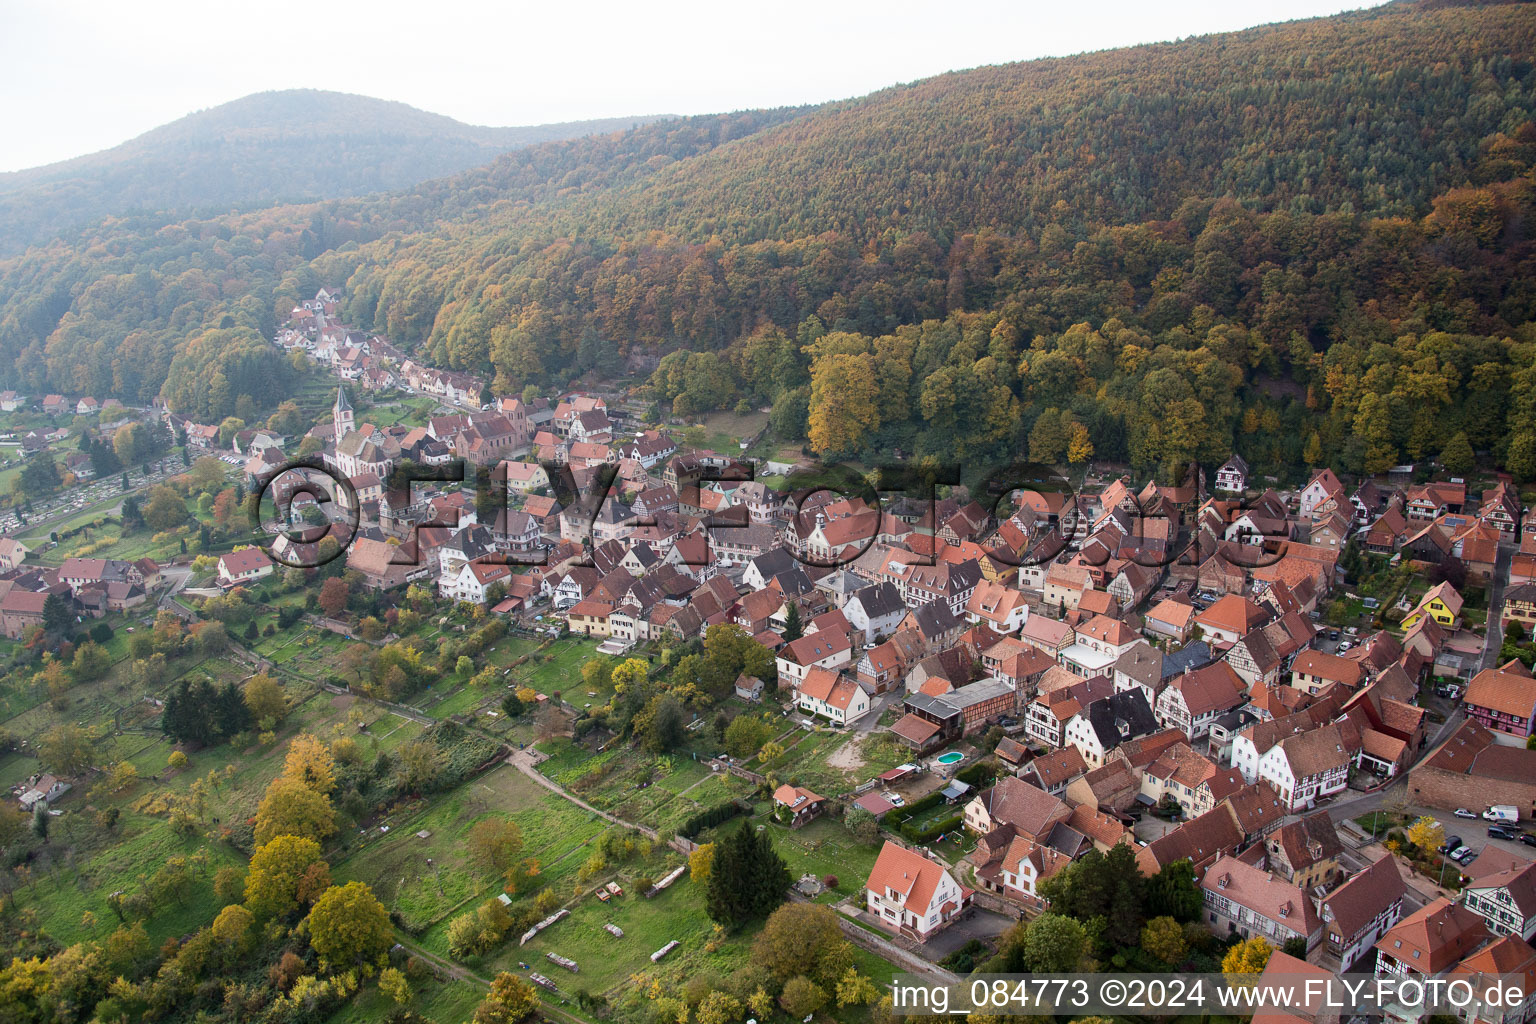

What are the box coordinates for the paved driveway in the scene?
[918,905,1017,958]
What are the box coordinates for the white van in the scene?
[1483,805,1519,823]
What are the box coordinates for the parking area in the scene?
[1398,806,1536,872]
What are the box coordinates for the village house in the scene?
[1259,721,1354,812]
[1461,861,1536,942]
[1139,742,1246,817]
[1289,649,1366,696]
[794,666,871,725]
[1201,854,1324,954]
[1215,455,1248,494]
[1059,614,1141,677]
[17,773,71,810]
[1027,674,1114,749]
[1144,596,1198,644]
[1062,689,1161,767]
[439,559,514,605]
[0,538,30,572]
[772,785,827,828]
[964,579,1029,634]
[1265,812,1343,890]
[963,775,1071,839]
[1463,660,1536,743]
[1503,584,1536,633]
[1196,594,1270,647]
[1446,936,1536,1024]
[1375,898,1489,981]
[776,629,854,689]
[1319,853,1406,969]
[1154,661,1247,738]
[217,547,274,588]
[865,841,969,941]
[1401,581,1465,631]
[968,830,1071,911]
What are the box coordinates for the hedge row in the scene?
[680,799,746,839]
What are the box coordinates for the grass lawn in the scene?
[513,638,606,703]
[759,814,882,901]
[485,864,711,996]
[336,765,608,939]
[329,971,484,1024]
[13,810,245,948]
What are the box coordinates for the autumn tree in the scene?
[379,967,412,1004]
[472,972,541,1024]
[754,903,850,983]
[807,351,880,455]
[1021,914,1088,972]
[318,577,350,618]
[723,715,772,759]
[779,977,828,1017]
[282,733,337,795]
[1441,431,1475,475]
[688,842,716,887]
[245,835,330,918]
[1407,815,1445,853]
[1141,916,1187,965]
[212,903,255,952]
[244,673,288,728]
[253,775,336,847]
[467,818,525,875]
[836,967,881,1008]
[307,880,393,970]
[38,723,95,775]
[143,485,188,531]
[1222,936,1273,982]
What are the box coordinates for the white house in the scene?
[1235,721,1352,812]
[1215,455,1248,494]
[1153,662,1247,739]
[1319,854,1406,969]
[866,841,968,941]
[217,547,274,587]
[775,629,853,690]
[965,579,1030,634]
[439,560,514,605]
[844,583,908,644]
[795,667,872,726]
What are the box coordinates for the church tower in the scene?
[333,386,354,440]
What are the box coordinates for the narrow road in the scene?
[1478,542,1515,672]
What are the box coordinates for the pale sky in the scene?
[0,0,1388,174]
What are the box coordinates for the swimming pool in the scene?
[935,751,964,765]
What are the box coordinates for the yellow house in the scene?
[503,460,551,495]
[1399,580,1463,631]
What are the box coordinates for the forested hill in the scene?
[3,1,1536,484]
[0,89,663,253]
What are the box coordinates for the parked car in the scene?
[1521,833,1536,848]
[1453,846,1478,864]
[1488,825,1518,841]
[1455,808,1479,819]
[1441,836,1463,854]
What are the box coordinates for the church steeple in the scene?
[333,386,354,439]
